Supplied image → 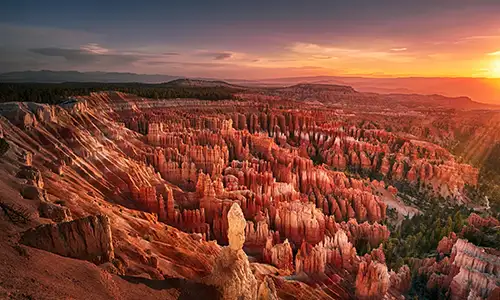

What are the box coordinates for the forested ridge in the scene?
[0,82,241,104]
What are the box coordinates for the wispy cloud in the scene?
[196,51,234,60]
[30,45,141,65]
[80,43,109,54]
[488,50,500,56]
[289,42,413,62]
[312,55,336,60]
[390,48,407,52]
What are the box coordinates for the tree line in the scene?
[0,82,240,104]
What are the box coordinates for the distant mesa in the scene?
[280,83,358,93]
[163,78,244,89]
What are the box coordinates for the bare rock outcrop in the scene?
[355,260,390,300]
[437,232,457,255]
[38,201,72,222]
[16,166,44,188]
[21,185,48,202]
[467,213,500,228]
[389,265,411,294]
[257,276,278,300]
[449,239,500,300]
[204,203,258,300]
[20,215,114,264]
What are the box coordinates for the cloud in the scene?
[29,45,141,65]
[312,55,335,60]
[289,42,414,62]
[196,51,234,60]
[142,60,228,68]
[214,52,233,60]
[488,50,500,56]
[390,48,407,52]
[80,43,109,54]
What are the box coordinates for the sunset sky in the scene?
[2,0,500,79]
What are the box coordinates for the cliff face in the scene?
[449,239,499,300]
[21,215,114,264]
[418,236,500,300]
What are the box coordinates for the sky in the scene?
[1,0,500,79]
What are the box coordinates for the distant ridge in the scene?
[280,83,357,93]
[163,78,244,89]
[2,70,500,105]
[234,76,500,105]
[0,70,181,83]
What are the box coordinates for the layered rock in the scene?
[326,218,390,248]
[419,238,499,300]
[262,238,294,272]
[449,239,499,300]
[467,213,500,228]
[20,215,114,264]
[389,265,411,294]
[355,260,390,299]
[38,201,72,222]
[1,90,483,300]
[437,232,457,255]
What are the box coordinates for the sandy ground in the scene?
[375,186,420,223]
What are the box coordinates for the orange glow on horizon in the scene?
[491,60,500,78]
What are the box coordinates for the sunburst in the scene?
[491,59,500,78]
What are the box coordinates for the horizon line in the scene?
[1,69,500,81]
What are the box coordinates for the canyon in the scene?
[0,82,498,299]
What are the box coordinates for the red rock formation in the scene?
[326,218,390,248]
[467,213,500,228]
[389,265,411,294]
[437,232,457,255]
[273,201,325,246]
[204,203,258,300]
[419,238,499,300]
[262,238,294,272]
[295,240,327,274]
[2,90,484,300]
[355,260,390,300]
[20,215,114,264]
[39,201,72,222]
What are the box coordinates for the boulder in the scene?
[21,185,47,201]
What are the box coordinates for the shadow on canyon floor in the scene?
[120,275,221,300]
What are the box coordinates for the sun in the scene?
[491,60,500,78]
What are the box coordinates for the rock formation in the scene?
[449,239,499,300]
[20,215,114,264]
[355,260,390,299]
[204,203,258,300]
[38,201,72,222]
[389,265,412,294]
[1,89,488,300]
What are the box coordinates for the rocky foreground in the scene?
[0,91,498,299]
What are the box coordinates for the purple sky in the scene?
[2,1,500,78]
